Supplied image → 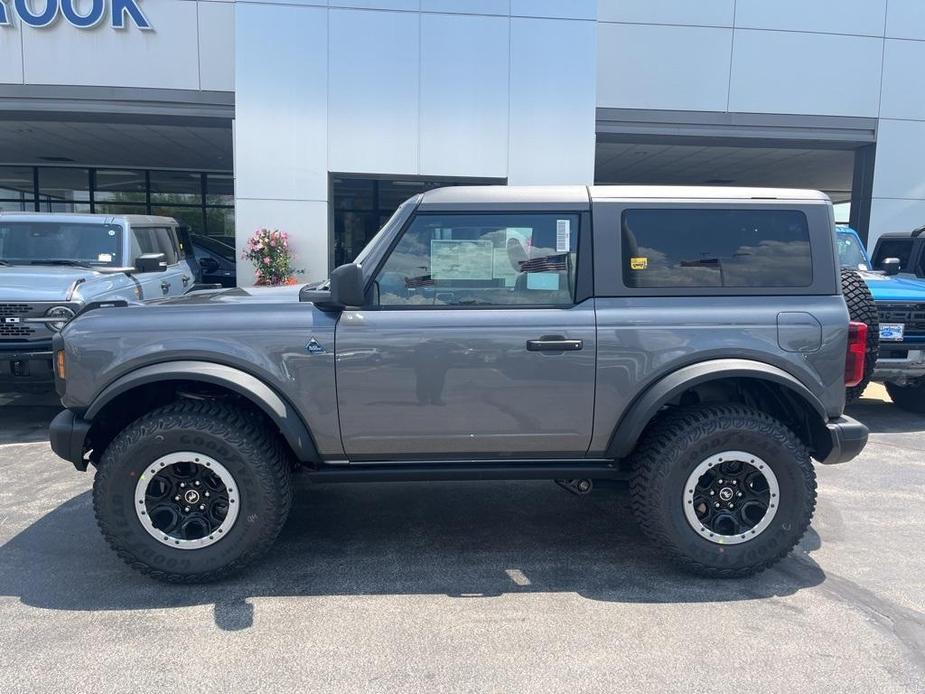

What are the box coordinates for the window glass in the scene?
[0,166,35,203]
[150,171,202,205]
[873,239,913,270]
[622,209,813,289]
[38,168,90,213]
[206,174,234,207]
[374,214,578,307]
[152,205,204,235]
[0,222,123,266]
[133,227,178,265]
[836,231,869,271]
[95,169,146,203]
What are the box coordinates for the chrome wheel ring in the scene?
[135,452,239,550]
[683,451,780,545]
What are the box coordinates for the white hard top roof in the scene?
[420,185,829,205]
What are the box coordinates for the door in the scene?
[335,211,596,460]
[130,226,190,298]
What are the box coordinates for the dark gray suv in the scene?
[48,186,868,582]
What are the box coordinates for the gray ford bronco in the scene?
[49,186,868,582]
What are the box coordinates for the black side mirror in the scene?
[134,253,167,274]
[200,257,220,273]
[300,263,366,311]
[881,257,901,276]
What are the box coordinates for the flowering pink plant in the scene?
[242,228,302,286]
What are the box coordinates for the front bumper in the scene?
[0,346,54,392]
[819,415,868,465]
[49,409,92,471]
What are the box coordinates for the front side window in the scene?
[622,208,813,289]
[873,239,913,271]
[374,213,578,307]
[132,227,179,265]
[0,222,123,266]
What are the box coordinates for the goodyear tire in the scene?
[629,404,816,578]
[93,399,292,583]
[885,380,925,414]
[841,269,879,404]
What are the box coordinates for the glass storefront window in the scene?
[151,205,206,235]
[95,202,148,216]
[95,169,147,204]
[0,166,35,206]
[38,167,90,213]
[206,207,235,240]
[206,174,234,206]
[1,166,233,244]
[331,176,505,268]
[150,171,202,205]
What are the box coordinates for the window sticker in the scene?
[97,253,113,262]
[527,272,560,290]
[431,239,493,280]
[556,219,570,252]
[630,257,648,270]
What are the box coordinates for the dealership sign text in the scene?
[0,0,151,30]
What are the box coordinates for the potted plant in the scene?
[242,228,302,286]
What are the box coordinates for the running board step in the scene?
[304,460,626,483]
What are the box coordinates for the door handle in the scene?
[160,280,170,294]
[526,335,583,352]
[181,274,191,287]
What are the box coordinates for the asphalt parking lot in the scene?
[1,387,923,693]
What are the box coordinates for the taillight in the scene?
[845,321,868,387]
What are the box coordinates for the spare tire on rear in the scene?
[841,269,879,404]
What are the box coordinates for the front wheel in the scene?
[886,380,925,414]
[93,400,292,583]
[629,405,816,577]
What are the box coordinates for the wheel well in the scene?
[84,380,290,464]
[646,376,831,458]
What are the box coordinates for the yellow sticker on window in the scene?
[630,257,648,270]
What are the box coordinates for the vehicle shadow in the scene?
[0,392,61,444]
[846,396,925,434]
[0,478,826,631]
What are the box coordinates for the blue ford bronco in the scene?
[836,226,925,412]
[49,186,869,582]
[0,213,195,393]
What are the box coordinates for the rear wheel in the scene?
[841,269,879,404]
[93,399,292,583]
[885,380,925,414]
[629,405,816,577]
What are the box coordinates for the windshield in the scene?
[0,221,124,267]
[836,230,870,271]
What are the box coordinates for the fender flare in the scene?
[606,358,829,459]
[85,360,320,463]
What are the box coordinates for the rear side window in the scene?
[622,208,812,289]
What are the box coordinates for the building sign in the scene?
[0,0,151,30]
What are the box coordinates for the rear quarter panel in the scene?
[587,296,849,455]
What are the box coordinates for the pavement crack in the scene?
[784,555,925,680]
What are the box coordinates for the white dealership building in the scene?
[0,0,923,284]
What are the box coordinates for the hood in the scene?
[860,271,925,303]
[0,265,99,302]
[149,283,305,306]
